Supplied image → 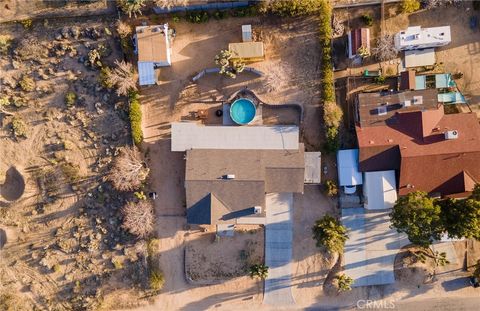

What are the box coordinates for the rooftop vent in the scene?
[403,100,411,107]
[253,206,262,214]
[412,96,423,105]
[377,106,387,116]
[225,174,236,180]
[445,130,459,140]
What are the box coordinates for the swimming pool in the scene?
[230,98,256,125]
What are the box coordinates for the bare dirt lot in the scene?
[185,226,264,284]
[0,16,155,310]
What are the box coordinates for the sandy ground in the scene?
[185,227,264,284]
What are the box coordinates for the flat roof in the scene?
[228,42,264,59]
[337,149,363,186]
[138,62,156,86]
[404,48,435,68]
[395,26,451,48]
[136,25,169,63]
[171,122,299,152]
[363,170,397,210]
[304,152,322,184]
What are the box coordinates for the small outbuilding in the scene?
[363,170,397,210]
[348,28,370,59]
[135,24,172,86]
[337,149,363,194]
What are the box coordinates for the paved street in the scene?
[263,192,295,306]
[342,208,409,287]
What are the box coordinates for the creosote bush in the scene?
[19,75,35,92]
[214,49,245,79]
[249,264,269,279]
[118,0,146,18]
[65,91,77,107]
[335,274,354,292]
[149,268,165,291]
[0,35,12,54]
[324,179,338,197]
[11,116,28,138]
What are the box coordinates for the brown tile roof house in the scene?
[185,146,305,225]
[356,89,480,197]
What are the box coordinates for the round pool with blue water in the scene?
[230,98,256,125]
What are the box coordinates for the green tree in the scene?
[249,264,269,279]
[312,214,348,253]
[335,274,353,291]
[390,191,443,248]
[401,0,420,13]
[470,184,480,201]
[440,198,480,240]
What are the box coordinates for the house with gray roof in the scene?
[171,122,320,227]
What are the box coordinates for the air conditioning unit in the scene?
[253,206,262,214]
[444,130,459,140]
[403,100,411,107]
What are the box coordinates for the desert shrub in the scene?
[118,0,146,18]
[231,6,258,17]
[88,49,103,68]
[262,0,322,16]
[150,268,165,291]
[115,19,132,39]
[402,0,421,13]
[19,75,35,92]
[213,10,227,20]
[61,162,81,183]
[107,146,149,191]
[15,38,47,61]
[324,126,339,153]
[11,116,28,138]
[361,14,373,26]
[187,11,209,23]
[19,19,33,29]
[105,60,138,96]
[99,67,115,89]
[0,291,29,311]
[0,35,12,54]
[112,258,124,269]
[324,179,338,197]
[0,96,10,107]
[129,93,143,145]
[249,264,269,279]
[122,200,155,238]
[374,75,386,84]
[65,91,77,107]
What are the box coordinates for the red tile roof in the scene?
[356,105,480,196]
